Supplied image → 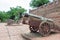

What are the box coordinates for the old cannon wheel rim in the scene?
[39,22,51,36]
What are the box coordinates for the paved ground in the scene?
[0,23,60,40]
[32,34,60,40]
[0,23,30,40]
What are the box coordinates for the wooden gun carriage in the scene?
[22,13,60,36]
[22,0,60,36]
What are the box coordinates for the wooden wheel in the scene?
[29,26,38,33]
[39,22,51,36]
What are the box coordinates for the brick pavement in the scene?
[0,23,30,40]
[1,23,60,40]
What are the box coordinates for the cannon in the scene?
[22,13,60,36]
[7,19,21,25]
[7,19,14,25]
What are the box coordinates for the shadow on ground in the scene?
[21,32,40,40]
[21,31,59,40]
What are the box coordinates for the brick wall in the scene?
[29,0,60,17]
[29,0,60,26]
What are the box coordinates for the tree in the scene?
[0,6,26,22]
[7,6,26,21]
[0,11,10,22]
[30,0,49,8]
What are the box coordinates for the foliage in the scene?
[0,11,10,22]
[7,6,26,21]
[0,6,26,22]
[30,0,49,8]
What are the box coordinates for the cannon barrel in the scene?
[25,13,53,22]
